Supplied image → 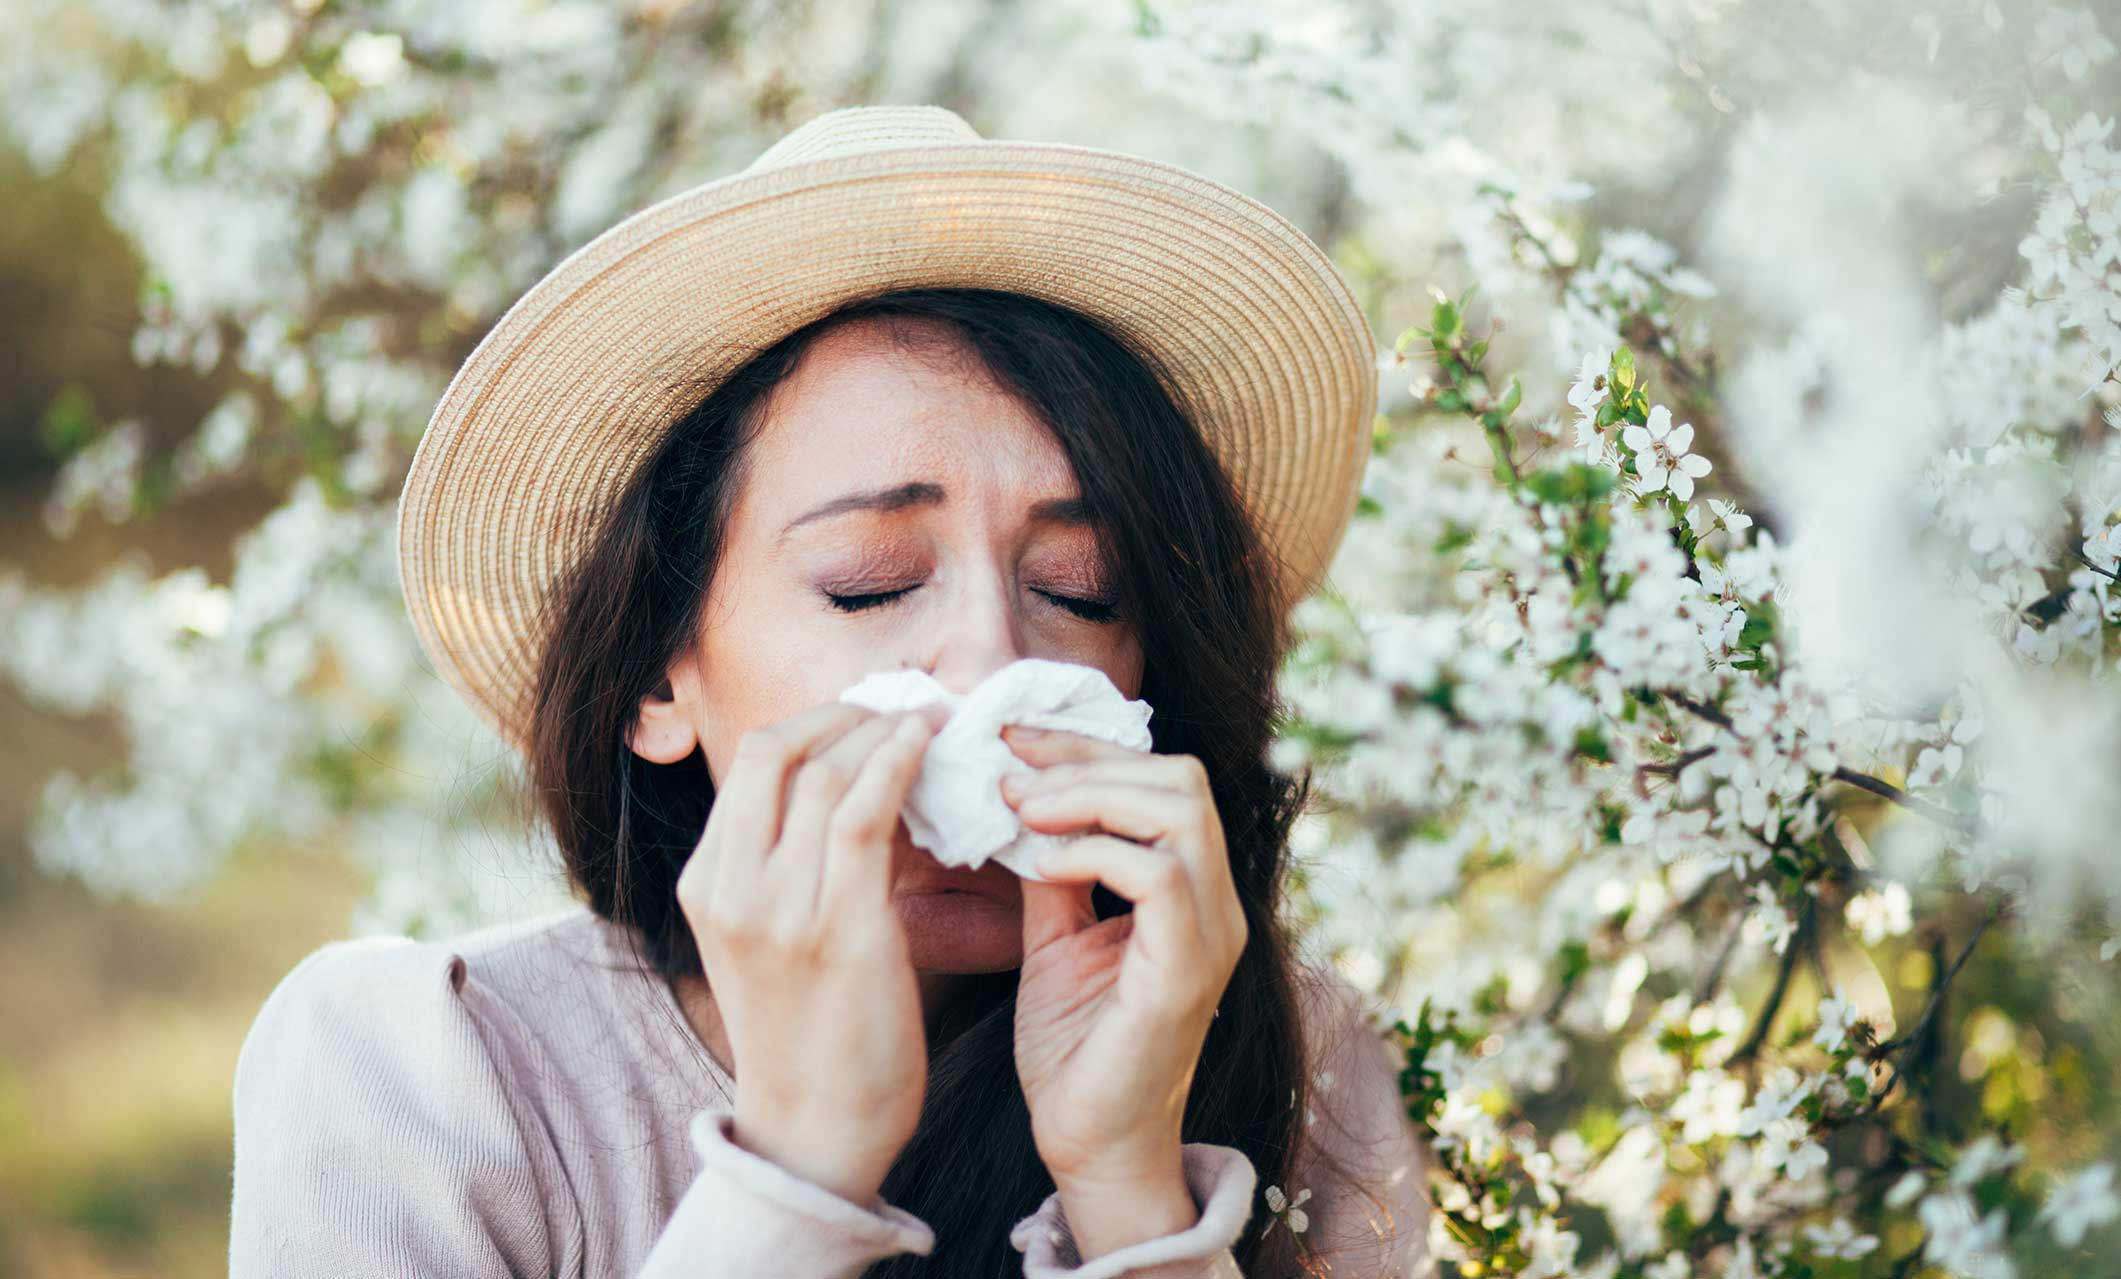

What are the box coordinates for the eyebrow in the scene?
[775,481,1093,545]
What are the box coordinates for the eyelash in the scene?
[824,585,1119,624]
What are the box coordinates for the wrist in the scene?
[729,1111,889,1208]
[1050,1145,1198,1262]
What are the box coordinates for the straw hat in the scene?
[398,104,1379,754]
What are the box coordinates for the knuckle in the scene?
[677,878,711,926]
[703,898,757,943]
[1192,808,1221,845]
[826,805,888,850]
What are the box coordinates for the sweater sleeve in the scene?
[1002,969,1438,1279]
[1007,1142,1253,1279]
[232,937,939,1279]
[636,1098,936,1276]
[228,938,572,1278]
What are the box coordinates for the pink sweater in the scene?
[228,903,1433,1277]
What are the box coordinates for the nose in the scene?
[922,562,1025,697]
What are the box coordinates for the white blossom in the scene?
[1622,405,1715,501]
[2039,1162,2119,1247]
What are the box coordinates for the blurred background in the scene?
[3,0,2117,1275]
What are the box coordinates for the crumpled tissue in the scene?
[836,657,1154,882]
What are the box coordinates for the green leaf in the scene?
[1611,345,1638,391]
[1497,375,1522,417]
[1432,298,1463,343]
[1557,939,1592,986]
[1434,522,1474,553]
[38,384,98,459]
[1526,471,1571,504]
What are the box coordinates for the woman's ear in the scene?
[626,660,704,765]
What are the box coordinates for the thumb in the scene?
[1020,865,1097,955]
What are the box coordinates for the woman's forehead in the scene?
[741,328,1081,525]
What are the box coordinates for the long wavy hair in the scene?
[521,286,1370,1276]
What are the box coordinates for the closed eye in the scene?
[823,586,1119,623]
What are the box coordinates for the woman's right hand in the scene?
[676,700,943,1207]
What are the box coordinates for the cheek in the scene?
[695,599,877,777]
[1082,630,1146,702]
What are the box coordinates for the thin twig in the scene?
[1830,766,1976,836]
[1693,911,1745,1005]
[1665,691,1733,729]
[2071,545,2120,582]
[1641,746,1717,778]
[1864,902,2007,1112]
[1724,899,1810,1068]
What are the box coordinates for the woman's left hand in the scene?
[998,723,1248,1191]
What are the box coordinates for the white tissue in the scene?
[836,658,1154,882]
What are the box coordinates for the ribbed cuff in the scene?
[649,1102,935,1275]
[1008,1143,1255,1279]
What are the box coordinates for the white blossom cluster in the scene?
[1275,328,2117,1268]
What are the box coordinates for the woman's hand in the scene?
[676,700,944,1208]
[998,724,1248,1194]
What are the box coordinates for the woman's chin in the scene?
[895,889,1023,972]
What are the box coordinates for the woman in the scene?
[229,106,1432,1278]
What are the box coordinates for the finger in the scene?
[1008,776,1203,849]
[705,701,872,901]
[819,712,935,911]
[771,710,911,914]
[1000,723,1146,765]
[1003,755,1201,801]
[1019,872,1098,955]
[1032,835,1208,979]
[1009,774,1232,945]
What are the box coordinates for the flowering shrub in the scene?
[3,0,2118,1273]
[1273,303,2116,1273]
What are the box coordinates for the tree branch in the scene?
[1641,745,1716,778]
[2071,544,2120,582]
[1724,898,1811,1068]
[1864,902,2007,1113]
[1664,690,1734,729]
[1830,766,1976,836]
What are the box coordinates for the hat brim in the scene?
[398,140,1378,753]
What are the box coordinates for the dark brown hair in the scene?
[523,287,1371,1275]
